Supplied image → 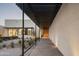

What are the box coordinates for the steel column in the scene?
[22,3,24,56]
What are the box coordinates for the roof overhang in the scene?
[16,3,62,29]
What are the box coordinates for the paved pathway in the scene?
[28,39,63,56]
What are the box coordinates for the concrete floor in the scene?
[27,39,63,56]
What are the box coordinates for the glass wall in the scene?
[0,3,22,56]
[8,29,18,37]
[0,3,39,56]
[7,28,34,37]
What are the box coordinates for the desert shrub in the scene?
[24,40,29,48]
[18,40,21,45]
[18,40,22,47]
[28,40,33,46]
[0,44,2,49]
[3,44,6,48]
[10,42,14,48]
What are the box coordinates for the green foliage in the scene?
[0,38,3,43]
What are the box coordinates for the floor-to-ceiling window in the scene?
[8,29,18,37]
[27,28,32,35]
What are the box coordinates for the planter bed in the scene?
[0,36,18,41]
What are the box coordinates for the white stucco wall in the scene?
[5,19,35,28]
[49,4,79,56]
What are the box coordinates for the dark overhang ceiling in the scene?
[16,3,62,29]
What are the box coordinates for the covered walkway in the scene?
[25,39,63,56]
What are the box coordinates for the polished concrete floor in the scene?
[25,39,63,56]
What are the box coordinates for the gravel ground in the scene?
[0,47,22,56]
[0,38,31,56]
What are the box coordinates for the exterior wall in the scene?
[4,19,40,38]
[3,29,8,37]
[0,26,5,37]
[0,29,3,36]
[36,25,40,38]
[5,19,35,28]
[40,28,43,38]
[49,4,79,56]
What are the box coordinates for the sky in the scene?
[0,3,30,26]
